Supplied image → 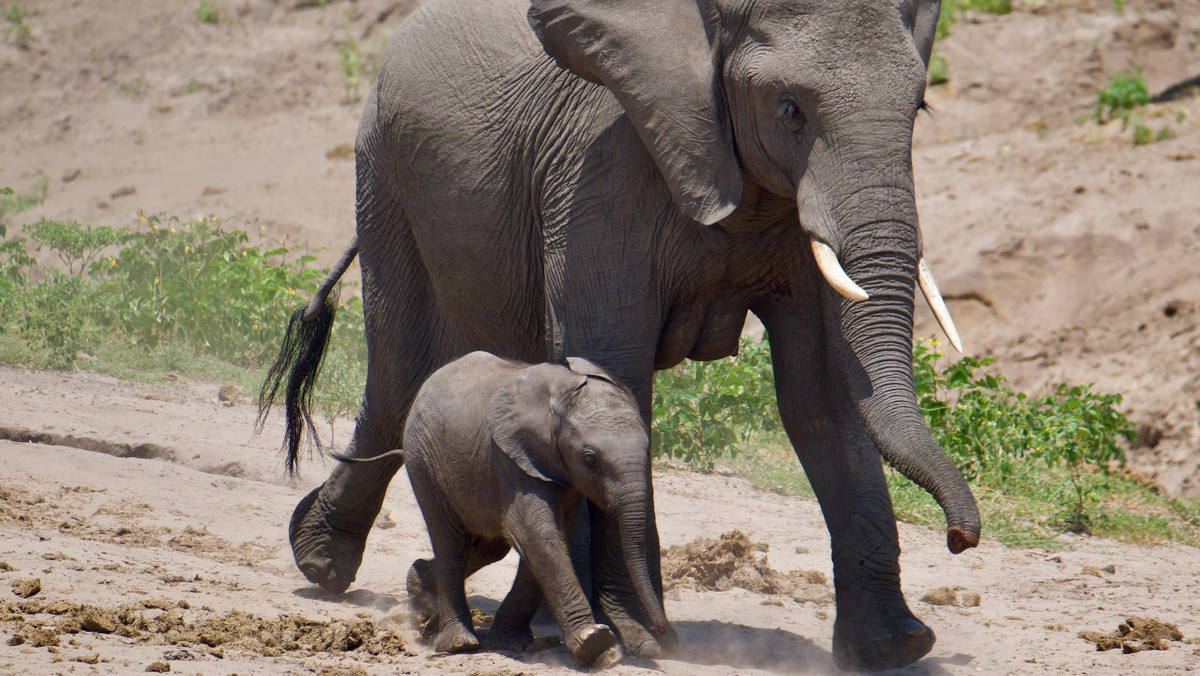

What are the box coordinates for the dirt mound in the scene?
[662,531,832,604]
[1079,616,1186,653]
[1,598,405,657]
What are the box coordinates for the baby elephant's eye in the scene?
[582,449,599,469]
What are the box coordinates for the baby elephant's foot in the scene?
[487,624,533,653]
[434,625,480,654]
[406,558,437,617]
[569,624,622,668]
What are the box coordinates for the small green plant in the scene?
[936,0,1011,41]
[337,32,368,105]
[0,175,47,227]
[1111,0,1125,12]
[1086,69,1175,145]
[1093,69,1151,124]
[928,52,950,86]
[2,3,32,49]
[195,1,220,24]
[184,79,200,94]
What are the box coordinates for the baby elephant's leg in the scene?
[505,492,622,668]
[489,559,542,651]
[407,537,510,623]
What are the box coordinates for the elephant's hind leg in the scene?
[290,141,466,593]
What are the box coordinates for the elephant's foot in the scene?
[486,623,533,653]
[597,595,677,658]
[406,558,437,618]
[289,485,372,594]
[568,624,622,668]
[434,624,480,654]
[832,603,935,671]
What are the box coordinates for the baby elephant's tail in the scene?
[331,449,406,465]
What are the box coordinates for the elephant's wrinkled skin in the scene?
[369,352,666,667]
[260,0,981,669]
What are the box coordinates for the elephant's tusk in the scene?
[917,257,964,354]
[811,240,869,302]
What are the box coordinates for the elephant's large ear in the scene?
[912,0,942,66]
[528,0,743,226]
[487,363,586,486]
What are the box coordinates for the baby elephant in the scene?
[393,352,668,667]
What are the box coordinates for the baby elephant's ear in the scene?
[565,357,619,386]
[487,363,585,486]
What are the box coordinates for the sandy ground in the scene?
[3,0,1200,673]
[2,367,1200,675]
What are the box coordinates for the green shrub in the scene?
[337,33,367,104]
[651,337,781,468]
[928,52,950,86]
[2,3,32,49]
[23,218,123,276]
[936,0,1011,42]
[90,216,323,363]
[195,1,219,24]
[1093,69,1151,124]
[0,176,47,227]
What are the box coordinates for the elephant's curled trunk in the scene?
[834,238,982,553]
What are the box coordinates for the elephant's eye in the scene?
[582,449,599,469]
[778,96,805,134]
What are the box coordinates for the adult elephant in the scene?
[260,0,981,669]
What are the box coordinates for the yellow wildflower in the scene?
[154,277,161,285]
[170,228,177,234]
[138,211,147,223]
[285,287,295,295]
[149,224,158,232]
[108,257,116,268]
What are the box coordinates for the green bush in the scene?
[0,176,47,227]
[928,52,950,86]
[2,3,32,49]
[1093,69,1151,124]
[194,1,219,24]
[651,336,781,468]
[936,0,1011,42]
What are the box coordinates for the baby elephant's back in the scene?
[403,352,523,495]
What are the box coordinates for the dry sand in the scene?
[3,0,1200,673]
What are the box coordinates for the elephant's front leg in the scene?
[503,489,622,668]
[760,302,934,671]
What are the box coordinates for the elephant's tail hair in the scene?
[256,288,339,475]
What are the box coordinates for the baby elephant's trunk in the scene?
[613,483,669,636]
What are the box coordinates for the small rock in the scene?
[1081,565,1103,578]
[72,654,100,664]
[162,649,201,661]
[61,168,81,183]
[760,597,784,606]
[217,384,240,402]
[145,662,171,672]
[1101,564,1116,575]
[200,186,226,197]
[110,185,137,199]
[961,592,981,607]
[794,546,809,554]
[12,577,41,598]
[919,586,958,606]
[373,510,397,530]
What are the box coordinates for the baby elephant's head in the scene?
[488,358,666,635]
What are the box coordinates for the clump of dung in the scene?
[662,531,831,604]
[1080,616,1185,653]
[0,599,404,657]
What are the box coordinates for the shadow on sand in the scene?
[292,585,403,613]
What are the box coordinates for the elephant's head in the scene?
[487,358,669,635]
[529,0,980,552]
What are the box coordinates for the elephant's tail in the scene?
[304,236,358,322]
[256,288,340,475]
